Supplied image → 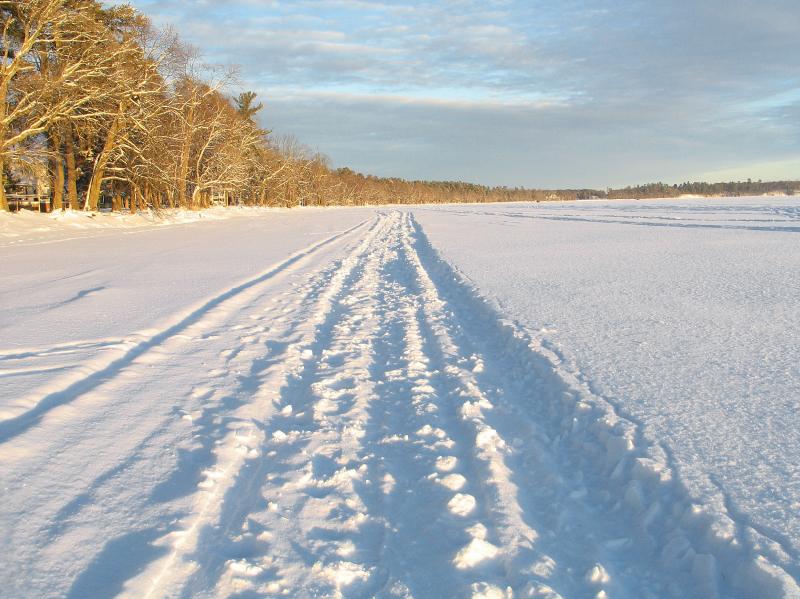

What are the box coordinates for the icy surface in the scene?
[1,202,798,598]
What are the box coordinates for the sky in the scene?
[128,0,800,189]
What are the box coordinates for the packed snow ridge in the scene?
[0,206,798,598]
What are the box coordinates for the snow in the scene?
[415,197,800,594]
[1,200,798,598]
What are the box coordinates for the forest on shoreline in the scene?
[2,1,797,214]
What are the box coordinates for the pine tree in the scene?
[234,91,263,122]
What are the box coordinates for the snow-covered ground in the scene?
[0,200,798,597]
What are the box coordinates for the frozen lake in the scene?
[1,198,798,597]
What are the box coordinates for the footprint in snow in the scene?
[448,493,477,517]
[437,473,467,491]
[435,455,458,472]
[190,386,213,399]
[453,523,500,569]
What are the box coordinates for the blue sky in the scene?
[130,0,800,188]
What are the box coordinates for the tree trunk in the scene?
[65,125,79,209]
[130,185,138,214]
[0,89,8,212]
[178,104,194,207]
[0,155,7,212]
[85,113,122,211]
[50,130,65,211]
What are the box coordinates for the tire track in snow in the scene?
[395,212,540,595]
[192,212,397,598]
[355,213,527,597]
[0,219,371,444]
[124,213,395,598]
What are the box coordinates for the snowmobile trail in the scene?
[0,216,378,597]
[1,211,795,598]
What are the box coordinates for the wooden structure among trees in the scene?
[4,184,51,212]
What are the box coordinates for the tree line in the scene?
[605,180,799,199]
[2,1,797,213]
